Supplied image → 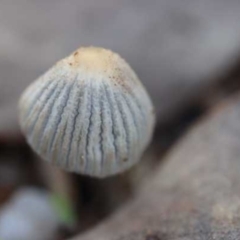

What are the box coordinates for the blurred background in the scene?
[1,0,240,239]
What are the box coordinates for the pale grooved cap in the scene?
[19,46,155,178]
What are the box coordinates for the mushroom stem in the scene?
[36,158,77,226]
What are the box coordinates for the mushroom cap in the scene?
[19,47,155,178]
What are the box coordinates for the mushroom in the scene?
[19,46,155,178]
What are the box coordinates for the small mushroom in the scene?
[19,47,155,178]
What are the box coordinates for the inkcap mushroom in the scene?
[19,46,155,178]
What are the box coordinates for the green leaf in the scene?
[50,193,76,226]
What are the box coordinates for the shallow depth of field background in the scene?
[1,1,240,239]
